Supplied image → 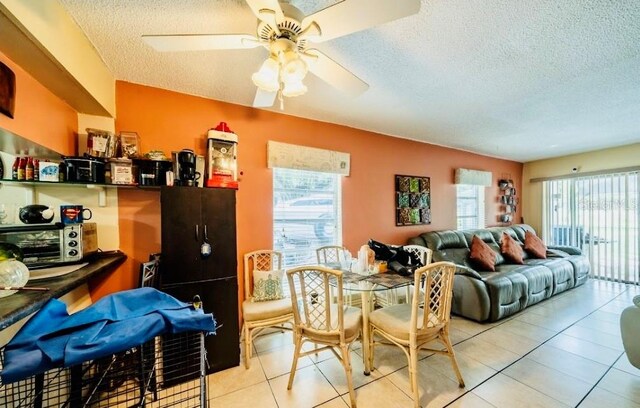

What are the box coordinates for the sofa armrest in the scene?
[455,265,483,280]
[547,245,582,255]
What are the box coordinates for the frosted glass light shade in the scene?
[282,79,307,97]
[281,57,308,82]
[251,58,279,92]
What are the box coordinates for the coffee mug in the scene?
[60,205,92,224]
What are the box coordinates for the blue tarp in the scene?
[1,287,216,384]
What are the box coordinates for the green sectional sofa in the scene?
[408,224,590,322]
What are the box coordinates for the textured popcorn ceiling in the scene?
[59,0,640,162]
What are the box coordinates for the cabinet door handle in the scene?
[204,225,209,242]
[195,224,199,241]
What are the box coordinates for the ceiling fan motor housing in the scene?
[257,3,307,52]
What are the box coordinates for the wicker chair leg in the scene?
[442,335,465,387]
[409,347,419,408]
[287,334,303,390]
[340,345,357,407]
[243,324,251,369]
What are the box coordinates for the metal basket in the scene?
[0,331,207,407]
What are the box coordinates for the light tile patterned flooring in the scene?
[208,279,640,407]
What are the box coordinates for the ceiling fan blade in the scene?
[303,49,368,96]
[246,0,285,22]
[301,0,420,43]
[253,88,277,107]
[143,34,261,51]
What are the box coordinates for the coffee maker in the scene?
[172,149,199,186]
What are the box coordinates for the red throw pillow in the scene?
[469,235,497,271]
[525,231,547,259]
[501,233,524,264]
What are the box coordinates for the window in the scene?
[543,171,639,284]
[456,184,485,230]
[273,168,342,269]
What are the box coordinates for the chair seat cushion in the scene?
[341,306,363,341]
[303,306,363,343]
[242,297,292,322]
[369,304,440,341]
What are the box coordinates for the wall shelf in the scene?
[0,179,160,207]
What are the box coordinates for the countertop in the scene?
[0,252,126,330]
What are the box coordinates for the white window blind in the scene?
[273,168,342,270]
[456,185,485,230]
[543,171,639,284]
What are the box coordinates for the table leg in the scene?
[361,290,371,375]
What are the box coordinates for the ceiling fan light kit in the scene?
[142,0,421,109]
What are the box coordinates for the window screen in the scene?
[273,168,342,269]
[456,184,485,230]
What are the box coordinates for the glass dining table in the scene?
[328,267,413,375]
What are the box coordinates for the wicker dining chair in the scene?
[286,266,362,408]
[316,245,347,265]
[375,245,432,307]
[369,262,464,408]
[242,250,294,369]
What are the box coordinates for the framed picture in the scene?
[395,175,431,226]
[0,61,16,119]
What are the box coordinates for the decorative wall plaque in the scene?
[0,61,15,119]
[395,174,431,226]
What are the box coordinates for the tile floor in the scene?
[208,279,640,407]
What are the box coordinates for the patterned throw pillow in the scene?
[524,231,547,259]
[252,269,285,302]
[501,233,525,264]
[469,235,497,272]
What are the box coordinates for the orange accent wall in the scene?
[0,51,76,155]
[93,81,522,303]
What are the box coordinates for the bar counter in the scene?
[0,251,126,330]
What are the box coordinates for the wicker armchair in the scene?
[369,262,464,407]
[241,250,294,368]
[286,266,362,407]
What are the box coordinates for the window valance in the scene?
[267,141,350,176]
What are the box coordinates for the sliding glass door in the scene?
[543,171,639,284]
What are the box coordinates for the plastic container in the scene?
[108,158,135,185]
[0,259,30,298]
[86,128,118,158]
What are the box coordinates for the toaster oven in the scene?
[0,223,98,268]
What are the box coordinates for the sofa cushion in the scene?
[463,229,505,265]
[524,258,575,295]
[501,233,525,264]
[525,231,547,259]
[470,235,496,272]
[480,269,528,321]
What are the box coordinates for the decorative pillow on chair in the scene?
[469,235,497,272]
[524,231,547,259]
[501,233,525,264]
[252,269,285,302]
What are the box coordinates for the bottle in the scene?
[17,157,26,181]
[25,157,34,181]
[58,162,66,182]
[33,159,39,181]
[12,157,20,180]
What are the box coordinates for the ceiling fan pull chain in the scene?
[278,90,285,110]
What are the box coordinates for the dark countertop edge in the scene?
[0,252,126,330]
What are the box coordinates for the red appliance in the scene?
[206,122,238,189]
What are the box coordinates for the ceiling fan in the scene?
[143,0,421,109]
